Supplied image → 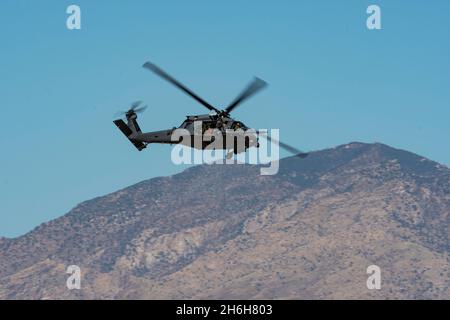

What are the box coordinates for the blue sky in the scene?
[1,0,449,237]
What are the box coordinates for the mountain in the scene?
[0,142,449,299]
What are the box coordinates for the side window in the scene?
[231,122,242,130]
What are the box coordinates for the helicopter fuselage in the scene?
[126,113,258,153]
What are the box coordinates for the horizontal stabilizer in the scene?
[113,119,147,151]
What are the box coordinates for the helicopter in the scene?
[113,61,308,158]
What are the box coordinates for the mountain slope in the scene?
[0,142,449,299]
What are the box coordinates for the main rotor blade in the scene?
[143,61,221,113]
[259,131,308,158]
[224,77,267,114]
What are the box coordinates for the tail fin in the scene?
[127,115,142,134]
[113,119,147,151]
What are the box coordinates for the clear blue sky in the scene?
[1,0,449,237]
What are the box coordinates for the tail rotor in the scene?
[114,101,148,118]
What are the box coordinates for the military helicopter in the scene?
[113,61,307,158]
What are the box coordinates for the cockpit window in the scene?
[231,121,244,130]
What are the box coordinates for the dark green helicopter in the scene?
[113,62,307,158]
